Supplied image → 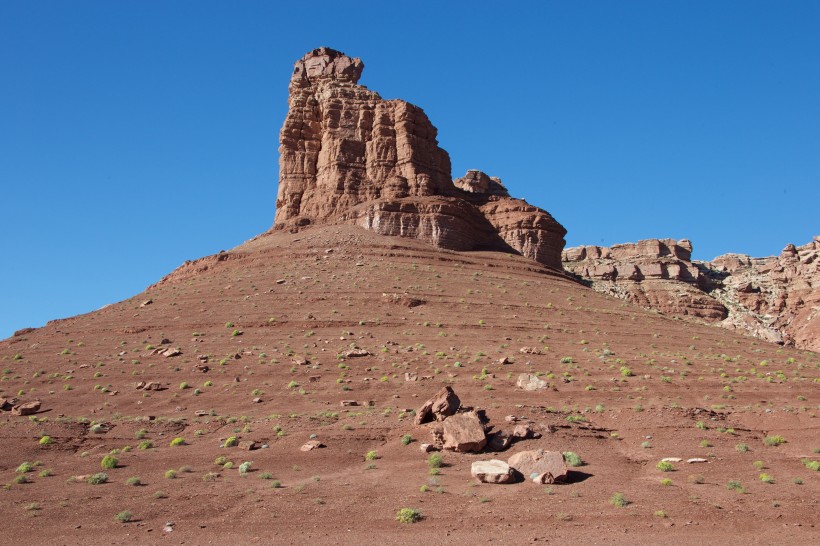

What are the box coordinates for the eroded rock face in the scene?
[274,47,566,269]
[563,236,820,351]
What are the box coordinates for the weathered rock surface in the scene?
[516,373,547,391]
[273,47,566,269]
[563,236,820,351]
[507,449,568,484]
[441,411,487,452]
[11,400,41,416]
[471,460,516,484]
[415,386,460,425]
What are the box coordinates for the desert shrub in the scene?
[239,461,252,475]
[759,473,774,483]
[164,470,177,479]
[401,434,413,446]
[763,435,786,447]
[428,453,442,468]
[39,436,53,445]
[396,508,422,524]
[609,492,628,507]
[88,472,108,485]
[115,510,132,523]
[656,461,674,472]
[224,436,238,448]
[101,455,118,469]
[138,440,153,450]
[726,479,746,492]
[735,443,749,453]
[563,452,583,467]
[365,450,378,461]
[126,476,141,486]
[16,462,33,474]
[169,437,185,447]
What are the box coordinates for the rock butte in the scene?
[273,47,567,270]
[563,236,820,351]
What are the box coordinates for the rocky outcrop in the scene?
[563,236,820,351]
[703,237,820,350]
[273,47,566,269]
[563,239,728,322]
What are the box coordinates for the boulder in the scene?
[11,401,41,416]
[487,430,513,452]
[414,386,460,425]
[441,411,486,453]
[516,373,547,391]
[238,440,258,451]
[471,460,516,484]
[512,422,540,440]
[0,397,17,411]
[507,449,568,484]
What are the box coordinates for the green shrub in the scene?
[126,476,141,486]
[656,461,674,472]
[726,479,745,492]
[115,510,132,523]
[401,434,413,446]
[365,450,378,461]
[224,436,238,448]
[138,440,153,450]
[164,470,177,479]
[396,508,422,523]
[87,472,108,485]
[428,453,442,468]
[735,443,749,453]
[239,461,252,475]
[609,492,628,507]
[763,435,786,447]
[759,473,774,483]
[101,455,118,469]
[169,437,185,447]
[16,462,33,474]
[563,452,583,467]
[39,436,53,445]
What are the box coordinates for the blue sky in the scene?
[1,1,818,339]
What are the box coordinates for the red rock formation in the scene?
[274,47,566,269]
[563,236,820,351]
[562,239,728,322]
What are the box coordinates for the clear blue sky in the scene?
[2,1,818,339]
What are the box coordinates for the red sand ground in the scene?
[1,225,818,544]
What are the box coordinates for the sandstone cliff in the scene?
[563,236,820,351]
[273,47,566,269]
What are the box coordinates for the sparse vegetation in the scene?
[396,508,422,523]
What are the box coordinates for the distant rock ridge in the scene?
[563,236,820,351]
[273,47,566,269]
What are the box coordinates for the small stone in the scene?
[687,458,708,464]
[300,440,325,451]
[340,400,359,407]
[661,457,683,463]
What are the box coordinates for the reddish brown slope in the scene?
[1,225,818,544]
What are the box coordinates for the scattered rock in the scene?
[471,460,516,484]
[193,364,209,373]
[415,386,461,425]
[252,397,262,404]
[487,430,513,452]
[0,397,18,411]
[238,440,258,451]
[343,348,372,358]
[11,400,41,416]
[687,458,708,464]
[661,457,683,463]
[341,400,360,407]
[140,299,153,307]
[381,293,425,308]
[441,411,487,453]
[516,373,547,391]
[499,357,512,365]
[519,347,542,355]
[161,347,182,358]
[404,372,418,382]
[300,440,325,451]
[507,449,568,484]
[512,422,540,440]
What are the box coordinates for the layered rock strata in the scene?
[274,47,566,269]
[563,237,820,351]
